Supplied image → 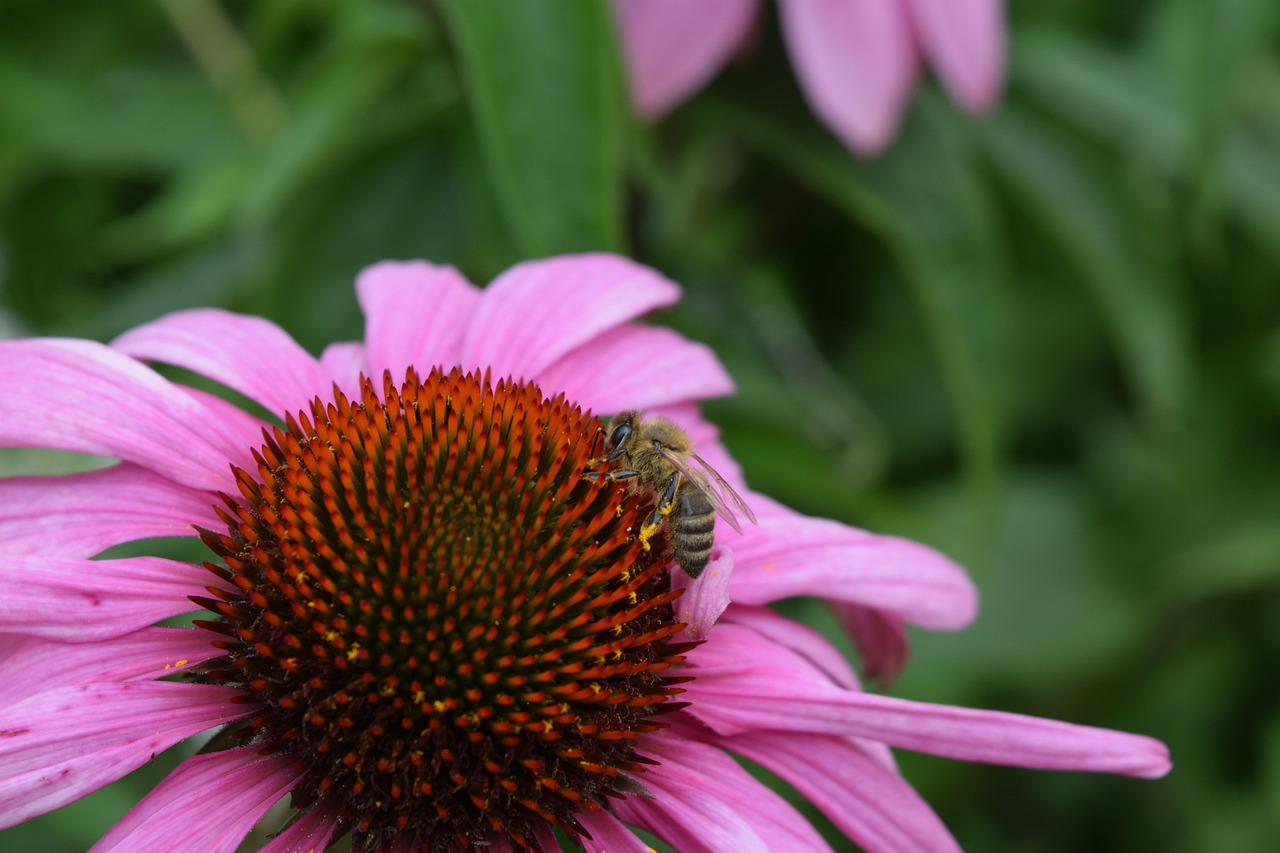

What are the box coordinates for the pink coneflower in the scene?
[0,254,1166,851]
[612,0,1005,154]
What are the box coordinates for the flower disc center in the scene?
[195,368,689,851]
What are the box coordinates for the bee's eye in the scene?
[609,423,632,447]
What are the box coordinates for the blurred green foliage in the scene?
[2,0,1279,850]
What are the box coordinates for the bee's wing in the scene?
[654,444,758,535]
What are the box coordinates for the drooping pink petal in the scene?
[111,309,325,419]
[256,798,343,853]
[726,730,961,853]
[536,325,735,415]
[612,0,759,117]
[686,625,1172,778]
[832,601,911,686]
[904,0,1004,112]
[618,735,834,852]
[0,464,218,558]
[0,555,210,642]
[722,604,860,690]
[0,682,249,830]
[721,493,977,630]
[0,627,219,711]
[0,339,248,492]
[777,0,918,154]
[672,547,734,641]
[90,746,301,853]
[356,260,481,378]
[318,341,368,399]
[459,254,681,382]
[578,809,650,853]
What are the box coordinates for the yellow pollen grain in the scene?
[346,643,362,661]
[325,631,338,642]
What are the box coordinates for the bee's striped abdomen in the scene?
[672,488,716,578]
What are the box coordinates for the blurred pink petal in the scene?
[0,464,218,557]
[618,735,833,852]
[459,253,680,380]
[90,747,300,853]
[778,0,918,153]
[0,683,248,830]
[0,339,250,491]
[0,628,219,711]
[112,308,324,418]
[0,556,213,642]
[905,0,1005,112]
[537,325,735,414]
[833,601,911,686]
[727,494,977,630]
[727,730,960,853]
[356,260,481,377]
[612,0,759,116]
[673,547,734,641]
[317,340,367,397]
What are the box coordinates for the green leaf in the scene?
[437,0,626,257]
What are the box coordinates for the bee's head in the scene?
[605,411,637,452]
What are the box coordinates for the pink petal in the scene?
[0,339,247,492]
[458,254,681,382]
[612,0,759,117]
[778,0,918,154]
[111,309,325,419]
[318,341,368,399]
[0,682,248,830]
[578,809,650,853]
[686,625,1172,778]
[256,798,342,853]
[536,325,735,414]
[618,735,832,852]
[0,464,218,558]
[672,547,734,641]
[904,0,1005,112]
[0,627,219,711]
[0,555,210,641]
[356,260,481,379]
[832,601,911,686]
[91,746,301,853]
[722,604,860,690]
[727,731,960,853]
[724,494,977,630]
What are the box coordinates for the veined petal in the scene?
[832,601,910,686]
[111,309,324,419]
[905,0,1004,112]
[578,810,651,853]
[727,731,960,853]
[356,260,481,378]
[537,325,735,414]
[459,254,680,382]
[618,735,832,853]
[673,548,734,641]
[256,798,343,853]
[722,604,860,690]
[612,0,758,117]
[0,555,208,641]
[724,493,977,630]
[687,626,1172,778]
[778,0,918,154]
[0,682,248,830]
[0,627,219,711]
[91,746,300,853]
[0,339,247,492]
[0,464,218,557]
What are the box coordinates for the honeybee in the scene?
[584,410,757,578]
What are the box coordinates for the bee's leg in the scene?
[581,468,640,484]
[585,443,629,468]
[638,473,681,552]
[585,426,608,465]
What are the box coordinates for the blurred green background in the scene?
[2,0,1278,850]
